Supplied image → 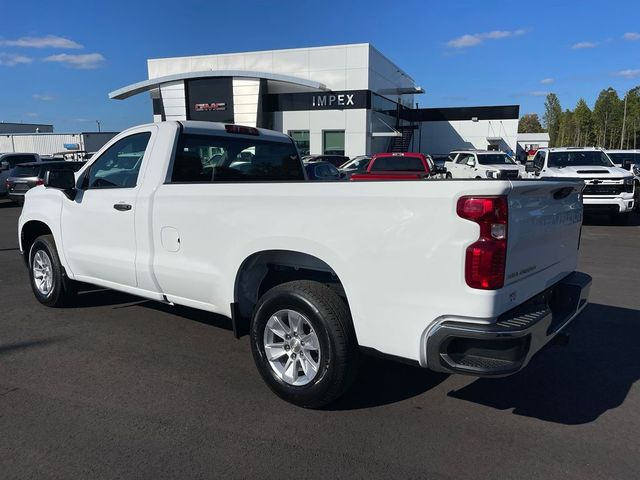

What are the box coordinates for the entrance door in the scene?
[61,129,154,287]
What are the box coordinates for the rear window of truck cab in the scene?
[170,134,304,182]
[370,156,424,172]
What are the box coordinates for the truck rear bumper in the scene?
[423,271,592,376]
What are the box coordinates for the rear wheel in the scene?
[250,280,358,408]
[445,172,452,179]
[29,235,77,307]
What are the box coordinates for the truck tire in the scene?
[29,234,77,307]
[446,172,452,179]
[250,280,359,408]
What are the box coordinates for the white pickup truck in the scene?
[527,147,635,223]
[444,150,524,179]
[18,121,591,407]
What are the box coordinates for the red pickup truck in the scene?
[349,152,435,181]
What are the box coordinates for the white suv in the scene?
[528,147,635,223]
[444,150,524,179]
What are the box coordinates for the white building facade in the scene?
[110,44,519,158]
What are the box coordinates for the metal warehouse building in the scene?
[110,43,519,157]
[0,132,118,156]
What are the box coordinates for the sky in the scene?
[1,0,639,132]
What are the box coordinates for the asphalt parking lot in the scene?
[1,198,639,480]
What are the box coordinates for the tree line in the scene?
[517,86,640,149]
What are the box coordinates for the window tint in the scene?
[457,154,473,165]
[342,156,370,171]
[533,151,545,169]
[44,162,84,173]
[288,130,310,156]
[477,154,515,165]
[456,154,470,164]
[608,152,640,167]
[171,134,304,182]
[371,156,425,172]
[547,151,612,168]
[11,165,41,177]
[6,154,37,167]
[315,163,340,178]
[86,132,151,189]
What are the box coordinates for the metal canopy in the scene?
[109,70,329,100]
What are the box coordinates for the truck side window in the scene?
[86,133,151,189]
[170,134,304,183]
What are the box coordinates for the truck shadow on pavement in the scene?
[583,212,640,226]
[446,303,639,425]
[330,359,449,410]
[0,337,66,357]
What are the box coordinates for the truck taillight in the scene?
[457,196,508,290]
[35,179,44,186]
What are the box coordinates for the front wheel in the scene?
[250,280,359,408]
[29,235,77,307]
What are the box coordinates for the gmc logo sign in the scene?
[195,102,227,111]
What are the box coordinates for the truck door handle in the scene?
[113,203,132,211]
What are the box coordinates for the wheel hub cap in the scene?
[263,309,321,386]
[32,250,53,296]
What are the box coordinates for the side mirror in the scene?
[466,159,475,167]
[622,159,632,170]
[44,169,77,199]
[0,160,9,171]
[525,162,538,173]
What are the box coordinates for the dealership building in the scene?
[110,44,519,157]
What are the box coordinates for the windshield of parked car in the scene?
[371,156,425,172]
[548,151,613,168]
[477,154,516,165]
[340,157,370,171]
[607,152,640,167]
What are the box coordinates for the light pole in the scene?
[96,120,101,132]
[620,91,628,149]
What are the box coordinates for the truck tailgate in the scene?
[505,180,584,287]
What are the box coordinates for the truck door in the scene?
[60,128,155,288]
[459,154,474,178]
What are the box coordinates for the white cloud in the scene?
[527,91,549,97]
[614,69,640,79]
[44,53,105,69]
[0,53,32,66]
[32,94,55,101]
[571,41,598,49]
[623,32,640,41]
[540,78,554,84]
[25,112,40,117]
[446,29,526,48]
[0,35,82,49]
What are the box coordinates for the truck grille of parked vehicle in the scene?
[583,183,633,195]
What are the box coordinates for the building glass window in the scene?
[323,130,345,156]
[288,130,310,156]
